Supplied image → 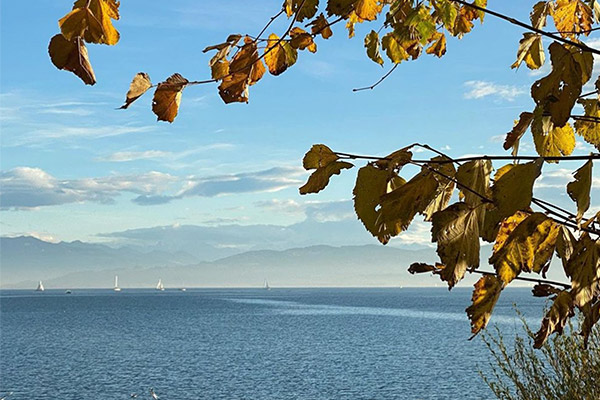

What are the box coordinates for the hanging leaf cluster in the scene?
[49,0,121,85]
[298,142,599,348]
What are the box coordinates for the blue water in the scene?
[0,288,545,399]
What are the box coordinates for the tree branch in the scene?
[353,64,399,92]
[449,0,600,56]
[470,269,571,289]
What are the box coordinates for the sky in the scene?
[1,0,599,248]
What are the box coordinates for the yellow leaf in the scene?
[264,34,297,76]
[284,0,319,22]
[574,99,600,149]
[374,148,413,171]
[48,34,96,86]
[511,33,545,70]
[353,164,397,243]
[492,211,529,254]
[152,73,188,123]
[455,160,492,207]
[568,234,600,308]
[503,112,534,151]
[492,159,543,219]
[466,275,503,337]
[59,7,103,43]
[532,116,576,159]
[425,31,447,58]
[567,160,593,223]
[309,13,333,39]
[218,38,260,104]
[326,0,356,17]
[530,1,553,29]
[289,28,317,53]
[452,6,475,38]
[556,225,576,277]
[354,0,382,21]
[211,59,230,80]
[85,0,120,45]
[365,30,384,66]
[302,144,339,169]
[422,158,456,221]
[490,213,560,284]
[381,32,409,64]
[299,161,353,194]
[533,290,574,348]
[119,72,152,109]
[531,42,585,127]
[552,0,593,38]
[431,203,481,288]
[581,301,600,347]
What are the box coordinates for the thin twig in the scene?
[336,152,600,164]
[449,0,600,56]
[578,90,599,99]
[353,64,400,92]
[254,8,286,44]
[471,269,571,289]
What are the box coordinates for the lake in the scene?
[0,287,546,399]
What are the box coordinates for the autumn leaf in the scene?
[492,211,529,254]
[552,0,593,38]
[218,38,261,104]
[531,42,585,127]
[503,112,534,152]
[326,0,355,17]
[492,159,543,219]
[490,213,559,285]
[530,1,553,29]
[264,34,297,76]
[284,0,319,22]
[511,33,544,70]
[556,225,577,277]
[302,144,339,169]
[425,31,447,58]
[433,0,458,29]
[581,301,600,347]
[374,148,413,171]
[431,203,481,289]
[531,115,576,159]
[119,72,152,109]
[365,30,384,66]
[532,283,562,298]
[422,159,456,221]
[354,0,383,21]
[534,290,574,348]
[48,34,96,85]
[309,13,333,39]
[289,28,317,52]
[381,32,409,64]
[60,0,121,45]
[408,262,439,274]
[83,0,120,45]
[574,99,600,149]
[152,73,188,123]
[568,233,600,308]
[299,161,353,194]
[567,160,593,223]
[466,274,503,337]
[455,160,492,207]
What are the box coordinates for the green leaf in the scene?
[567,160,593,223]
[431,202,481,288]
[299,161,353,194]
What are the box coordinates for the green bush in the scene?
[481,314,600,400]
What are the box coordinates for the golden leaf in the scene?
[119,72,152,109]
[492,159,543,219]
[309,13,333,39]
[326,0,356,17]
[556,225,576,277]
[59,7,103,43]
[511,33,545,70]
[374,148,413,171]
[152,73,188,123]
[211,59,230,80]
[466,275,503,337]
[532,283,562,297]
[284,0,319,22]
[503,112,534,151]
[425,31,447,58]
[422,158,456,221]
[299,161,353,195]
[354,0,382,21]
[353,164,395,243]
[48,34,96,85]
[567,160,593,223]
[531,117,576,159]
[490,213,560,285]
[218,38,260,104]
[574,99,600,149]
[408,262,440,274]
[381,32,409,64]
[530,1,554,29]
[365,30,384,66]
[455,160,492,207]
[492,211,529,254]
[289,28,317,53]
[531,42,585,127]
[534,290,574,348]
[568,234,600,308]
[552,0,593,38]
[302,144,339,169]
[431,203,481,288]
[84,0,120,45]
[264,34,297,76]
[581,301,600,347]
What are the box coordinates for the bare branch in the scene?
[353,64,400,92]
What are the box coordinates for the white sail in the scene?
[156,279,164,291]
[264,279,270,290]
[113,275,121,292]
[36,281,45,292]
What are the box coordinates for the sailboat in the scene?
[113,275,121,292]
[156,279,165,291]
[35,281,45,292]
[263,279,270,290]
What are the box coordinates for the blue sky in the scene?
[1,1,598,246]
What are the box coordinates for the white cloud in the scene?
[97,150,172,162]
[255,199,354,222]
[464,80,525,101]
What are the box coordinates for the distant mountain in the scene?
[7,244,454,289]
[0,236,198,284]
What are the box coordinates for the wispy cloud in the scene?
[96,143,235,163]
[255,199,354,222]
[464,80,525,101]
